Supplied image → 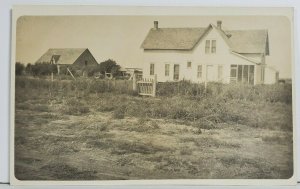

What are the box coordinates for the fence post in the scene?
[67,68,76,81]
[132,73,137,93]
[152,74,157,97]
[51,72,54,82]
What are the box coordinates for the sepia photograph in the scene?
[11,7,295,184]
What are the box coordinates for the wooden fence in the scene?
[133,74,157,97]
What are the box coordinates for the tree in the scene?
[25,63,32,75]
[99,59,121,77]
[15,62,25,75]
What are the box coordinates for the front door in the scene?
[174,64,179,80]
[206,65,215,82]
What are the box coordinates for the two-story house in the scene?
[141,21,274,85]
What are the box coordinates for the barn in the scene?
[35,48,98,74]
[141,21,277,85]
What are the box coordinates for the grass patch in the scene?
[180,147,193,155]
[60,97,90,115]
[180,136,241,149]
[113,106,125,119]
[44,142,80,155]
[262,135,292,145]
[14,76,293,179]
[111,140,172,155]
[41,163,97,180]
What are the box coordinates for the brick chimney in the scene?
[217,20,222,30]
[154,21,158,30]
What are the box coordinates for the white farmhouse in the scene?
[141,21,277,85]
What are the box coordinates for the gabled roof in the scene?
[36,48,87,65]
[225,30,269,55]
[141,23,269,55]
[141,27,208,50]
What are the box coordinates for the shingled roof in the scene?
[35,48,87,65]
[141,27,208,50]
[225,30,269,54]
[141,24,269,55]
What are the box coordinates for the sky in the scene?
[16,15,292,78]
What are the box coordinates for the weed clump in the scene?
[113,106,126,119]
[61,97,90,115]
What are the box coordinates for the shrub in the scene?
[157,81,206,97]
[31,62,57,76]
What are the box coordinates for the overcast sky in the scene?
[16,15,292,78]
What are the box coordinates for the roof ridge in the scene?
[142,24,269,54]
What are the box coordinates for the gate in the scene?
[134,74,157,97]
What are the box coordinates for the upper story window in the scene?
[211,40,216,53]
[205,40,217,54]
[205,40,210,54]
[187,61,192,68]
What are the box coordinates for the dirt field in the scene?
[14,77,293,180]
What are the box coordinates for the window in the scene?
[218,65,223,81]
[174,64,180,80]
[243,65,249,83]
[85,60,88,66]
[231,64,255,84]
[205,40,216,54]
[150,63,154,75]
[211,40,216,53]
[197,65,202,78]
[249,65,255,85]
[205,40,210,54]
[230,65,238,83]
[187,61,192,68]
[165,64,170,76]
[230,65,237,77]
[237,65,243,82]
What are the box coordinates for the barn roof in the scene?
[141,24,269,55]
[141,27,208,50]
[35,48,87,65]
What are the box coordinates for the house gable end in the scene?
[192,24,231,55]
